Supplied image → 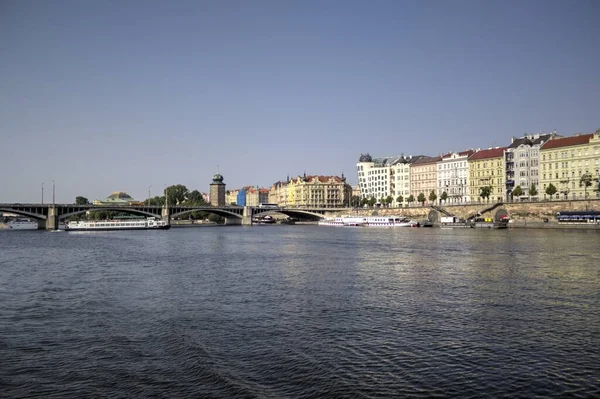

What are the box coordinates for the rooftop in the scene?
[469,147,507,161]
[541,134,593,150]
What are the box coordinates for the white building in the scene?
[505,133,556,200]
[437,149,477,204]
[356,153,424,206]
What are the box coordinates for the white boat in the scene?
[66,217,170,231]
[364,216,420,227]
[2,218,38,230]
[318,217,347,227]
[318,216,419,227]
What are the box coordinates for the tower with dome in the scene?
[209,173,226,206]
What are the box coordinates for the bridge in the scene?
[0,203,338,229]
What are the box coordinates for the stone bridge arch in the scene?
[0,207,47,220]
[170,208,243,219]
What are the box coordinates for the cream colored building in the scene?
[226,189,239,205]
[540,131,600,200]
[410,156,440,204]
[269,180,289,207]
[270,174,351,208]
[437,150,476,203]
[468,147,506,203]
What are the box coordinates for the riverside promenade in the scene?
[322,199,600,229]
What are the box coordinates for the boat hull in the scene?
[67,225,170,231]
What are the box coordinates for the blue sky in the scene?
[1,0,599,202]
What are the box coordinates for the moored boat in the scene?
[1,218,38,230]
[66,217,170,231]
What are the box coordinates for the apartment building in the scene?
[437,150,476,203]
[505,133,554,200]
[540,131,600,200]
[468,147,506,203]
[410,156,441,203]
[286,174,351,208]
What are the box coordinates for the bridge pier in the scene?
[224,218,242,225]
[161,206,171,225]
[242,206,253,226]
[46,206,58,230]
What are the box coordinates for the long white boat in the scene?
[66,217,170,231]
[1,219,39,230]
[318,216,419,227]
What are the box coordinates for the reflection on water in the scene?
[1,226,599,398]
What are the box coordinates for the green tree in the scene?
[529,183,538,197]
[145,196,165,206]
[417,192,426,206]
[350,195,361,207]
[367,196,377,207]
[428,190,437,204]
[440,191,448,203]
[396,195,404,207]
[75,196,89,205]
[512,185,524,198]
[594,177,600,194]
[165,184,189,205]
[479,186,492,202]
[580,172,593,198]
[407,194,415,206]
[186,190,206,205]
[385,195,394,207]
[545,183,557,199]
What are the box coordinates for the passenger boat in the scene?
[364,216,419,227]
[318,216,419,227]
[2,218,38,230]
[66,217,170,231]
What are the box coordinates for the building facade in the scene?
[505,133,554,201]
[468,147,506,203]
[540,132,600,200]
[285,174,351,208]
[437,150,476,203]
[410,156,440,205]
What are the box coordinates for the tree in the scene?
[164,184,189,205]
[545,183,557,199]
[145,196,165,206]
[580,172,593,198]
[385,195,393,205]
[75,196,89,205]
[479,186,492,202]
[350,195,361,207]
[417,192,426,206]
[367,196,377,207]
[186,190,206,205]
[440,191,448,203]
[396,195,404,207]
[512,185,524,198]
[407,194,415,206]
[529,183,538,197]
[594,177,600,194]
[428,190,437,205]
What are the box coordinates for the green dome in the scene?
[212,173,224,183]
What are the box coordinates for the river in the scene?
[1,226,599,398]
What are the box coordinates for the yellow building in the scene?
[271,174,351,208]
[540,131,600,200]
[468,147,506,203]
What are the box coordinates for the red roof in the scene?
[541,134,593,150]
[468,147,507,161]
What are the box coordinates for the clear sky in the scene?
[1,0,598,203]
